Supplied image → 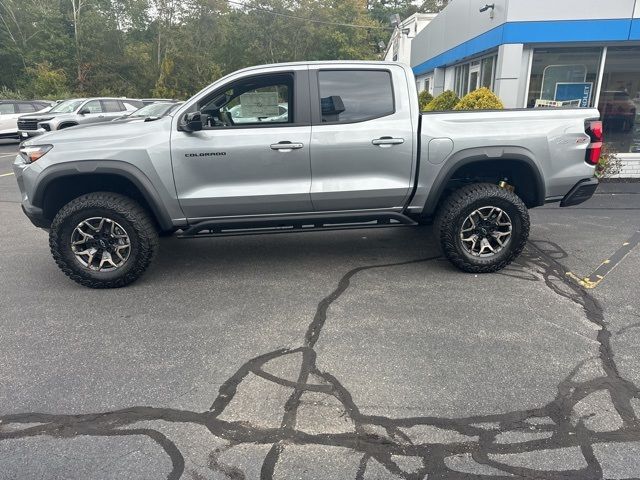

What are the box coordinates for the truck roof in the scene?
[234,60,405,72]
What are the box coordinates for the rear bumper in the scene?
[560,178,599,207]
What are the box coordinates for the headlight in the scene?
[19,144,53,163]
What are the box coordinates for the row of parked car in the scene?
[0,97,182,141]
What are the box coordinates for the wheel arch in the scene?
[423,152,545,217]
[57,122,79,130]
[33,163,174,231]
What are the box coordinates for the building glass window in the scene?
[454,64,470,97]
[527,47,603,108]
[461,64,469,96]
[453,54,497,98]
[481,56,496,89]
[599,47,640,154]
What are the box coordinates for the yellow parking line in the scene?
[0,172,14,177]
[566,230,640,289]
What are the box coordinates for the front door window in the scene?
[200,74,293,128]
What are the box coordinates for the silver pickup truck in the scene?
[13,61,601,288]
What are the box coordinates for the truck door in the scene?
[171,68,313,218]
[309,67,415,211]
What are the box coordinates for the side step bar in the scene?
[177,211,417,239]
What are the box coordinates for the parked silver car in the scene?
[17,98,143,139]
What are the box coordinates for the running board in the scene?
[177,212,417,239]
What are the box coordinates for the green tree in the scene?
[420,0,449,13]
[24,62,71,98]
[0,0,397,99]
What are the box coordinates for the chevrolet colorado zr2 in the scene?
[13,61,601,288]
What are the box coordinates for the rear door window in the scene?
[101,100,124,112]
[317,70,394,124]
[17,103,36,113]
[0,103,16,114]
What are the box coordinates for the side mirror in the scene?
[78,107,90,115]
[180,111,203,132]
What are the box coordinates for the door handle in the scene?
[270,141,304,152]
[372,137,404,147]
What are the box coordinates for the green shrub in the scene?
[418,90,434,110]
[454,87,504,110]
[424,90,460,111]
[595,143,621,179]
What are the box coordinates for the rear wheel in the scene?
[49,192,159,288]
[435,183,530,273]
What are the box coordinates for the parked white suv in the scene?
[0,100,53,140]
[17,98,143,139]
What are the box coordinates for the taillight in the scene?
[585,120,603,166]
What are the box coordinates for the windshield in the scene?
[129,103,176,117]
[49,99,85,113]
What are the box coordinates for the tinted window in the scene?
[17,103,36,113]
[83,100,103,113]
[0,103,15,114]
[102,100,123,112]
[318,70,394,123]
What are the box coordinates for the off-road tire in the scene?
[435,183,530,273]
[49,192,159,288]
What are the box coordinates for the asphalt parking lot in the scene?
[1,139,640,479]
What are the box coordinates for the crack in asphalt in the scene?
[1,246,639,479]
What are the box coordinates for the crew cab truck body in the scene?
[13,61,601,288]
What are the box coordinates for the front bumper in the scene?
[12,156,51,229]
[560,178,599,207]
[0,129,19,139]
[18,129,46,139]
[21,201,50,229]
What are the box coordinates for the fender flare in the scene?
[57,122,79,130]
[32,160,175,231]
[421,148,546,217]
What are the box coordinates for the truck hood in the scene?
[23,116,173,147]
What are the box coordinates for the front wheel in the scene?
[49,192,159,288]
[435,183,530,273]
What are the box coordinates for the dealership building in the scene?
[410,0,640,164]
